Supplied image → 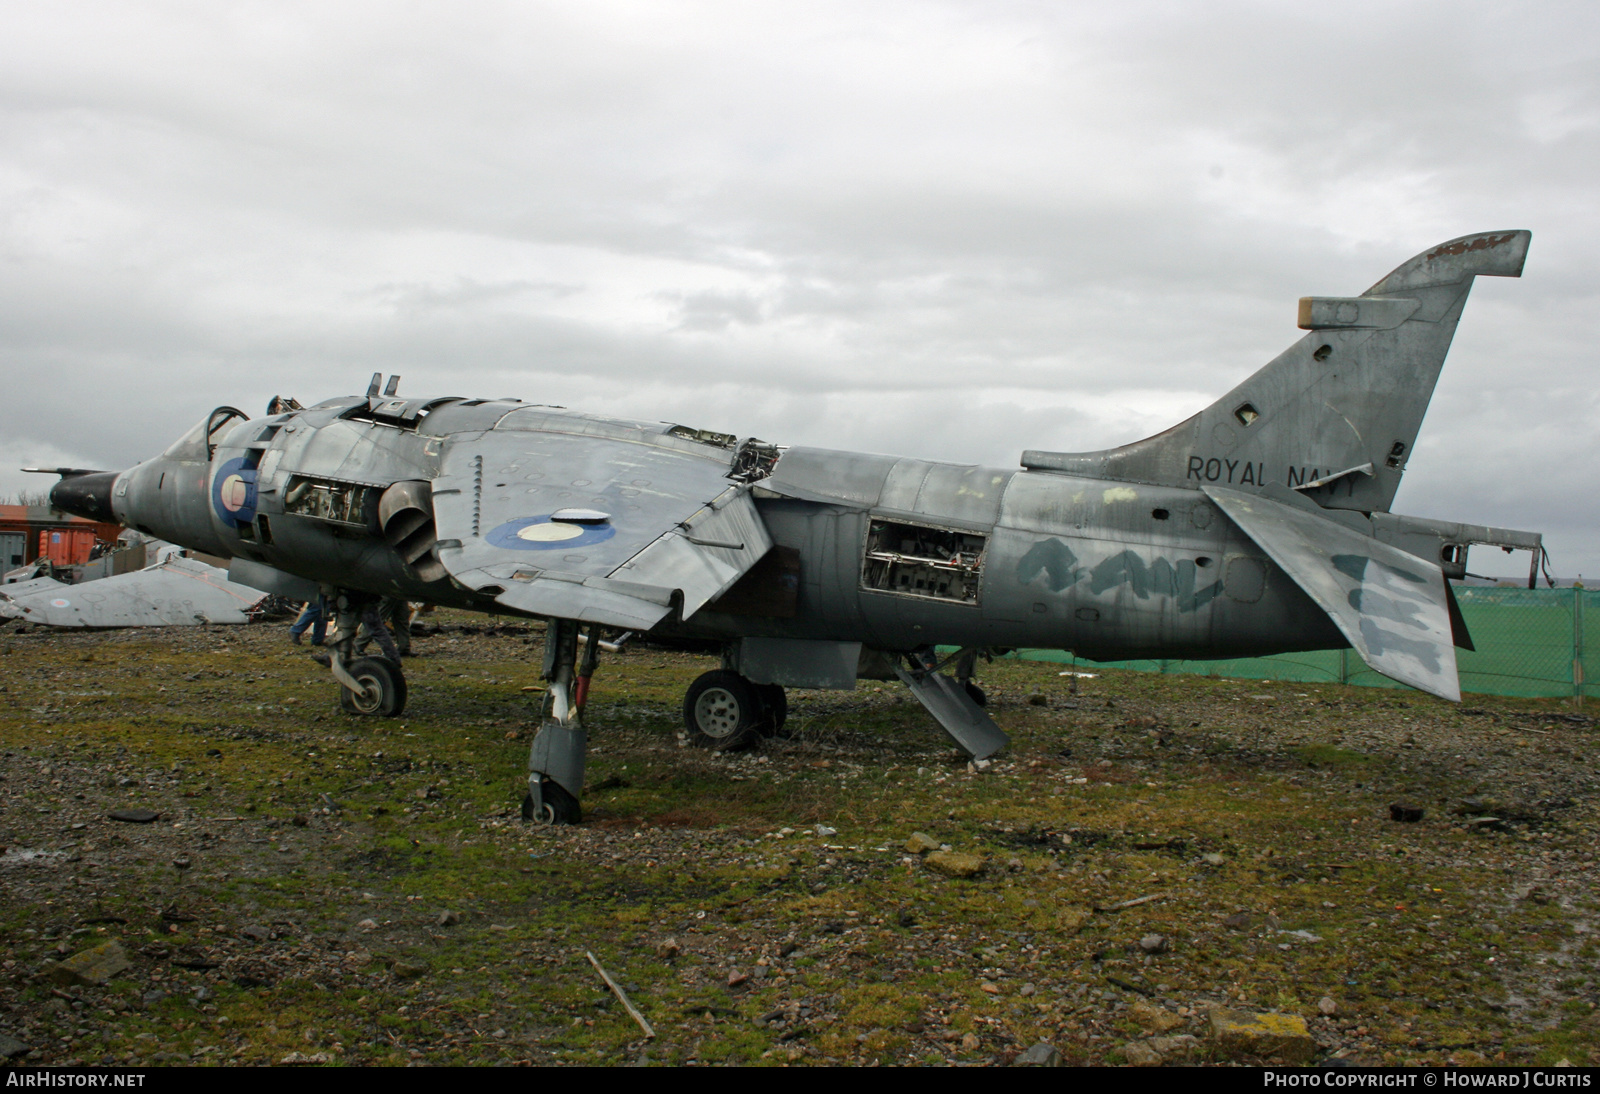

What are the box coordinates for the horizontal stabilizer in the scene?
[1204,486,1460,701]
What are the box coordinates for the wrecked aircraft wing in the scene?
[0,556,267,628]
[429,419,773,630]
[0,575,70,608]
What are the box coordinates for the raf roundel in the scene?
[209,457,258,526]
[487,513,616,551]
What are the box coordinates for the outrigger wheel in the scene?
[684,669,777,751]
[522,780,581,825]
[338,656,407,717]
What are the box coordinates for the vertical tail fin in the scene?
[1022,230,1530,515]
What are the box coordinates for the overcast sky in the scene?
[2,1,1596,577]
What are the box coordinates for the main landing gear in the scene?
[324,590,408,718]
[682,670,787,751]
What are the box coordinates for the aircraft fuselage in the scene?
[103,397,1340,665]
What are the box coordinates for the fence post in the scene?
[1339,648,1349,685]
[1576,589,1585,709]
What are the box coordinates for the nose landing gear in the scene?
[324,591,408,718]
[338,655,407,716]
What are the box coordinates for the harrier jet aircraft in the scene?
[45,230,1544,823]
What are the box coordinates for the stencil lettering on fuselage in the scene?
[1017,539,1222,613]
[1186,457,1263,485]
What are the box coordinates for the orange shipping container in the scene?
[38,527,97,566]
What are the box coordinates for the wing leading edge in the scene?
[1204,486,1460,701]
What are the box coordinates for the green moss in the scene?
[4,617,1593,1066]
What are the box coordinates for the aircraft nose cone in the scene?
[49,471,120,523]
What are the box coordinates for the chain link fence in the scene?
[1011,587,1595,702]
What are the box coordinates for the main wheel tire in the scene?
[683,670,763,751]
[756,683,789,738]
[339,656,407,717]
[963,680,987,708]
[522,781,582,825]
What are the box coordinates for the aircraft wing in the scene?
[429,426,772,630]
[1204,486,1460,701]
[0,577,70,620]
[0,557,266,628]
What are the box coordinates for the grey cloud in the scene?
[0,1,1596,576]
[371,277,583,315]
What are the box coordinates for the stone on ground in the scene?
[1207,1005,1316,1063]
[924,850,985,878]
[1013,1042,1062,1066]
[1122,1040,1163,1066]
[41,940,131,987]
[1130,1001,1185,1033]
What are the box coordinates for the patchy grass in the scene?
[0,613,1595,1066]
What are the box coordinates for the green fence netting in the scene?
[1005,587,1596,701]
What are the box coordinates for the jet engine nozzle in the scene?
[48,470,121,524]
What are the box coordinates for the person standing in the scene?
[288,596,326,646]
[356,597,413,657]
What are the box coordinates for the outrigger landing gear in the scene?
[326,590,407,717]
[523,619,596,825]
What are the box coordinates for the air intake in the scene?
[378,480,447,582]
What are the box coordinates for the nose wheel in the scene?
[337,655,408,717]
[325,591,408,717]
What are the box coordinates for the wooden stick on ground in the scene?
[1094,893,1167,912]
[586,951,655,1040]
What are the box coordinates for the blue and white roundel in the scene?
[487,515,616,551]
[211,457,258,527]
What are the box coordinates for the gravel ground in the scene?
[0,614,1595,1067]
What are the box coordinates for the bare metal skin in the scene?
[46,231,1543,823]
